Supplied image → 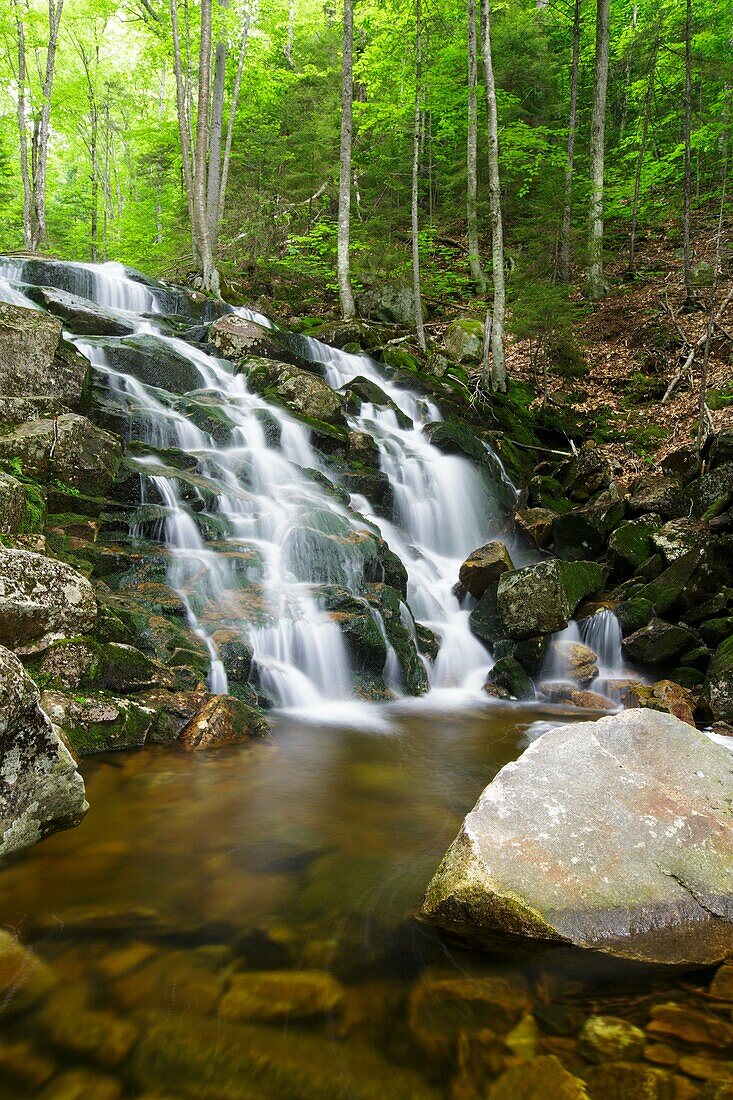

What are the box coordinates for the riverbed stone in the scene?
[420,709,733,964]
[408,972,531,1061]
[548,640,599,686]
[180,696,272,750]
[487,1055,589,1099]
[622,679,697,725]
[646,1003,733,1049]
[0,929,58,1016]
[39,1069,123,1100]
[584,1062,674,1100]
[703,636,733,720]
[579,1016,645,1063]
[459,541,514,600]
[483,658,535,700]
[496,559,603,640]
[0,647,87,858]
[220,969,344,1022]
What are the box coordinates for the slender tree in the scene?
[206,0,229,246]
[411,0,426,350]
[587,0,609,299]
[11,0,33,250]
[466,0,486,293]
[559,0,581,283]
[191,0,220,293]
[628,38,659,273]
[337,0,356,319]
[682,0,695,305]
[480,0,506,391]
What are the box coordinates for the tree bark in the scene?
[412,0,426,350]
[480,0,506,391]
[206,0,228,245]
[588,0,610,299]
[217,5,251,225]
[682,0,695,304]
[11,0,33,250]
[171,0,196,255]
[192,0,220,294]
[466,0,486,293]
[285,0,296,67]
[628,38,658,273]
[559,0,580,283]
[29,0,64,250]
[337,0,356,319]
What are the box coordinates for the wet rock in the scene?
[621,618,695,667]
[579,1016,645,1063]
[678,1055,733,1083]
[652,518,708,564]
[112,947,228,1017]
[567,689,616,710]
[420,710,733,964]
[487,1055,589,1099]
[408,972,531,1061]
[210,314,311,369]
[494,635,550,678]
[640,540,733,617]
[710,961,733,999]
[0,1038,55,1089]
[563,444,613,502]
[628,473,689,520]
[95,643,169,693]
[340,376,412,428]
[220,969,344,1022]
[88,333,204,393]
[0,648,87,858]
[647,1003,733,1049]
[469,585,504,647]
[514,506,556,549]
[324,589,388,675]
[244,357,345,426]
[41,690,155,754]
[357,284,415,325]
[41,995,138,1066]
[584,1062,673,1099]
[552,510,606,561]
[622,679,697,725]
[0,413,123,495]
[444,318,484,363]
[497,560,603,640]
[0,301,85,405]
[348,429,380,467]
[549,640,599,686]
[703,637,733,721]
[459,541,514,600]
[39,1069,123,1100]
[616,598,654,637]
[376,584,429,695]
[0,929,57,1015]
[608,516,662,573]
[484,658,535,701]
[180,696,272,750]
[25,284,136,336]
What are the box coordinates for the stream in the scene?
[0,260,729,1098]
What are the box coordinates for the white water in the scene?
[0,257,516,714]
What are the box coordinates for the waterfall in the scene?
[0,258,512,712]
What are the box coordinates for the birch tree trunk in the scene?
[11,1,33,250]
[206,0,228,244]
[480,0,506,391]
[171,0,197,257]
[29,0,64,251]
[218,5,251,225]
[337,0,356,319]
[587,0,610,299]
[412,0,426,350]
[192,0,220,294]
[284,0,296,67]
[559,0,580,283]
[628,38,658,273]
[682,0,695,305]
[466,0,486,293]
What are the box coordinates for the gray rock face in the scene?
[24,285,136,336]
[244,358,346,426]
[0,302,86,405]
[0,471,27,534]
[420,709,733,964]
[496,559,603,640]
[0,548,97,654]
[0,413,122,495]
[357,284,416,325]
[0,645,87,859]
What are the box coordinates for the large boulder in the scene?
[0,471,28,535]
[0,413,122,495]
[180,696,272,751]
[703,636,733,720]
[621,617,696,667]
[209,315,314,371]
[638,538,733,617]
[243,358,346,426]
[24,285,136,337]
[0,645,87,858]
[86,334,205,394]
[357,284,416,325]
[496,560,603,640]
[443,318,483,363]
[420,709,733,965]
[0,303,88,408]
[458,541,514,600]
[0,548,97,654]
[627,473,689,520]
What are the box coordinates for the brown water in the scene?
[0,702,729,1099]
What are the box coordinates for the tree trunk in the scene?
[285,0,296,67]
[682,0,695,304]
[337,0,356,319]
[412,0,426,350]
[480,0,506,391]
[171,0,197,257]
[628,38,659,273]
[588,0,610,299]
[192,0,220,294]
[206,0,228,245]
[11,1,33,250]
[559,0,580,283]
[218,6,251,225]
[466,0,486,293]
[30,0,64,251]
[156,63,166,245]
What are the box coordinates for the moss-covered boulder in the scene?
[483,657,535,701]
[320,587,388,675]
[443,318,483,363]
[340,376,412,428]
[608,515,661,573]
[639,538,733,616]
[689,462,733,517]
[180,696,272,750]
[420,709,733,964]
[552,510,605,562]
[627,473,689,521]
[0,471,28,535]
[703,636,733,720]
[621,617,696,667]
[0,646,87,858]
[86,333,205,394]
[40,690,155,754]
[458,541,514,600]
[615,598,653,637]
[513,507,555,549]
[357,284,415,325]
[497,560,603,640]
[562,444,613,503]
[468,585,504,647]
[0,413,122,495]
[0,548,97,654]
[244,358,345,426]
[376,585,429,696]
[210,315,317,372]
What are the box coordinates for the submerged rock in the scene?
[24,284,136,337]
[0,548,96,654]
[487,1056,588,1099]
[420,709,733,964]
[0,646,87,859]
[219,969,344,1022]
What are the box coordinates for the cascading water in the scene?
[0,257,514,714]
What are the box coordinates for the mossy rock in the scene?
[41,690,155,754]
[377,585,428,696]
[484,658,535,701]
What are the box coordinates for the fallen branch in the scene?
[661,285,733,404]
